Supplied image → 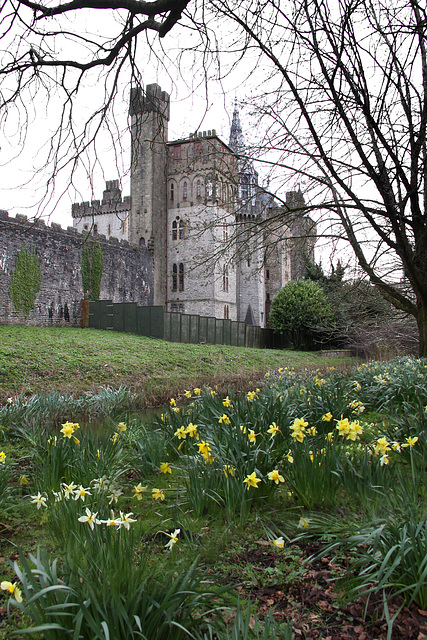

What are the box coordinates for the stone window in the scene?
[179,263,184,291]
[179,219,184,239]
[223,264,229,293]
[266,268,270,280]
[178,304,184,314]
[172,263,178,291]
[224,304,229,319]
[172,219,177,241]
[173,145,181,159]
[93,224,98,234]
[196,180,201,197]
[172,216,184,241]
[139,237,146,247]
[183,181,188,200]
[170,183,174,201]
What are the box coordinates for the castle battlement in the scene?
[72,180,131,219]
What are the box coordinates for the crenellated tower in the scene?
[129,84,170,305]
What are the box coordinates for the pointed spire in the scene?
[229,99,245,154]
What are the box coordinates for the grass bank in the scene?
[0,326,353,406]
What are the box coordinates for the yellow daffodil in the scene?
[247,391,256,401]
[197,441,212,456]
[219,414,231,425]
[0,452,5,464]
[194,388,202,395]
[268,470,285,484]
[184,390,192,398]
[117,422,127,432]
[336,417,351,436]
[160,462,172,474]
[152,488,165,501]
[171,407,180,413]
[78,507,101,530]
[111,433,119,444]
[391,441,401,452]
[223,465,235,477]
[347,421,363,441]
[374,437,390,456]
[19,474,28,486]
[248,429,260,444]
[1,581,22,603]
[222,396,232,407]
[133,483,146,500]
[210,390,217,397]
[186,423,199,439]
[285,450,294,464]
[307,427,317,436]
[243,471,261,490]
[60,421,75,439]
[380,454,389,466]
[73,436,80,445]
[273,537,285,548]
[322,412,333,422]
[402,436,419,449]
[174,426,187,439]
[267,422,279,436]
[170,398,176,407]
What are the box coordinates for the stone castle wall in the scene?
[0,211,154,327]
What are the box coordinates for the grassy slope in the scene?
[0,326,353,405]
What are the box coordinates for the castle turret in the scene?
[129,84,170,306]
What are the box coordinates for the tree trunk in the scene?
[417,304,427,357]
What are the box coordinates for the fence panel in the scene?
[215,319,224,345]
[206,317,216,344]
[100,300,113,330]
[163,312,171,341]
[189,315,200,343]
[199,316,208,343]
[170,313,181,342]
[181,314,190,343]
[123,302,138,334]
[112,303,125,332]
[89,300,100,329]
[223,319,232,345]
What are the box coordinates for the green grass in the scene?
[0,326,353,406]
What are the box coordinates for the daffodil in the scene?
[336,417,351,437]
[223,396,232,407]
[248,429,260,444]
[267,422,279,436]
[103,510,121,527]
[298,516,310,529]
[0,452,5,464]
[108,488,123,505]
[223,465,235,477]
[186,423,199,439]
[133,483,146,500]
[117,422,127,432]
[152,488,165,501]
[219,414,231,425]
[160,462,172,474]
[119,511,137,530]
[267,470,284,484]
[174,426,187,439]
[380,454,389,466]
[247,391,256,401]
[391,441,401,452]
[60,421,75,439]
[31,492,48,509]
[243,471,261,490]
[347,421,363,441]
[374,437,390,456]
[1,581,22,603]
[111,433,119,444]
[194,388,202,395]
[273,537,285,548]
[73,485,91,501]
[307,426,317,436]
[19,474,28,486]
[402,436,419,449]
[171,407,180,413]
[62,481,77,499]
[290,418,308,443]
[184,390,192,398]
[285,450,294,464]
[165,528,180,550]
[322,412,333,422]
[78,508,101,530]
[170,398,177,407]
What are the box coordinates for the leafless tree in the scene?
[207,0,427,354]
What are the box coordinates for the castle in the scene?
[72,84,316,328]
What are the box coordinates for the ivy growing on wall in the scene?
[81,242,104,300]
[9,244,41,317]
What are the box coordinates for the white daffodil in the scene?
[78,508,101,530]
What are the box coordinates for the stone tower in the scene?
[129,84,170,306]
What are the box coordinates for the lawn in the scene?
[0,328,426,639]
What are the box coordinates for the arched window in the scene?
[179,219,184,239]
[93,224,98,234]
[172,264,177,291]
[172,219,177,240]
[139,237,146,247]
[196,180,201,197]
[224,304,229,319]
[170,183,174,202]
[223,264,229,293]
[179,263,184,291]
[183,181,187,199]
